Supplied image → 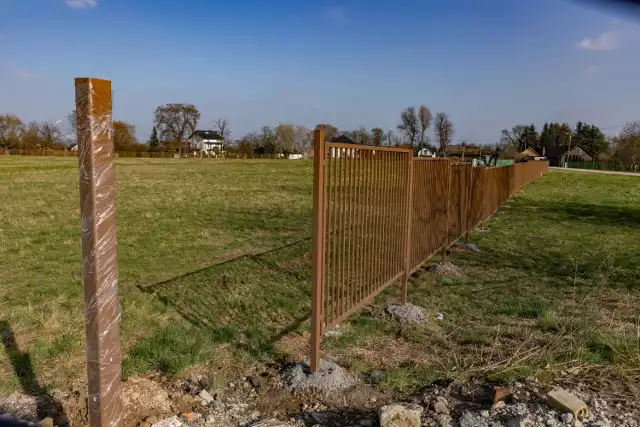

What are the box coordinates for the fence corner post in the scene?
[310,126,326,372]
[402,152,413,304]
[75,77,122,427]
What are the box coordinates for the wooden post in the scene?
[402,153,414,304]
[310,127,326,372]
[465,165,473,243]
[442,161,451,265]
[75,78,122,427]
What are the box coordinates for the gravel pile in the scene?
[384,303,427,325]
[281,359,355,393]
[430,262,465,277]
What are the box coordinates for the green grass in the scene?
[1,157,639,396]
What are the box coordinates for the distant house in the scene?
[328,134,357,145]
[517,147,540,162]
[545,145,593,167]
[288,153,303,160]
[189,130,224,156]
[418,147,435,158]
[69,144,78,152]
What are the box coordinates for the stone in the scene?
[459,411,489,427]
[547,389,589,420]
[151,416,183,427]
[480,410,490,418]
[370,371,385,381]
[506,417,534,427]
[492,387,513,403]
[360,420,373,427]
[38,417,54,427]
[492,401,506,409]
[379,404,423,427]
[434,401,449,415]
[435,414,453,427]
[198,389,214,404]
[561,413,574,424]
[574,421,583,427]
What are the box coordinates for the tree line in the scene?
[499,120,640,169]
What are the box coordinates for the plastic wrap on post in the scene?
[74,78,122,427]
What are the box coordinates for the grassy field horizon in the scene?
[1,156,639,395]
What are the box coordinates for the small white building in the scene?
[189,130,224,156]
[418,147,435,157]
[288,153,303,160]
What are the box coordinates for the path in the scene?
[549,167,639,176]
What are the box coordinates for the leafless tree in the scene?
[500,125,526,149]
[0,114,24,150]
[275,124,295,154]
[397,106,418,149]
[435,112,454,154]
[292,125,313,152]
[39,122,62,148]
[214,118,231,142]
[153,104,200,154]
[371,128,384,146]
[614,120,640,171]
[418,105,432,149]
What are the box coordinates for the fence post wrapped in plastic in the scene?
[74,77,122,427]
[310,127,326,372]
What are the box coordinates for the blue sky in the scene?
[1,0,639,143]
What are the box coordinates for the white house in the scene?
[418,147,435,157]
[189,130,224,156]
[288,153,303,160]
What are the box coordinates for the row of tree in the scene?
[500,121,608,157]
[500,120,640,169]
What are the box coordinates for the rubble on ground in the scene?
[429,262,465,277]
[281,359,355,393]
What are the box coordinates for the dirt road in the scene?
[549,167,639,176]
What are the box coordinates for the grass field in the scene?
[1,156,639,396]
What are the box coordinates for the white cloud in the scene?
[577,22,640,51]
[583,65,600,77]
[328,6,347,24]
[65,0,97,8]
[577,30,622,51]
[13,68,39,81]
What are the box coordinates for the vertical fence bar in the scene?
[75,77,122,427]
[402,153,413,303]
[310,127,325,372]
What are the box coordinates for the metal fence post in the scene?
[442,161,452,265]
[310,127,326,372]
[75,78,122,427]
[402,154,414,304]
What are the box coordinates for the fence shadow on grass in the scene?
[0,321,68,427]
[138,237,313,361]
[533,200,640,229]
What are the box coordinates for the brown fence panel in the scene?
[447,163,473,245]
[409,158,451,273]
[468,166,487,230]
[321,143,411,333]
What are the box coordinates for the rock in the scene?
[435,413,453,427]
[38,417,54,427]
[492,387,513,403]
[379,404,423,427]
[480,410,490,418]
[492,401,506,409]
[459,411,489,427]
[370,371,385,381]
[574,421,583,427]
[506,417,535,427]
[140,423,151,427]
[436,312,444,321]
[151,416,182,427]
[547,389,589,420]
[211,401,225,409]
[384,303,426,325]
[561,413,574,424]
[198,389,214,404]
[434,401,449,415]
[145,415,159,424]
[360,420,373,427]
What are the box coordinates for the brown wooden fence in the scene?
[310,127,549,371]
